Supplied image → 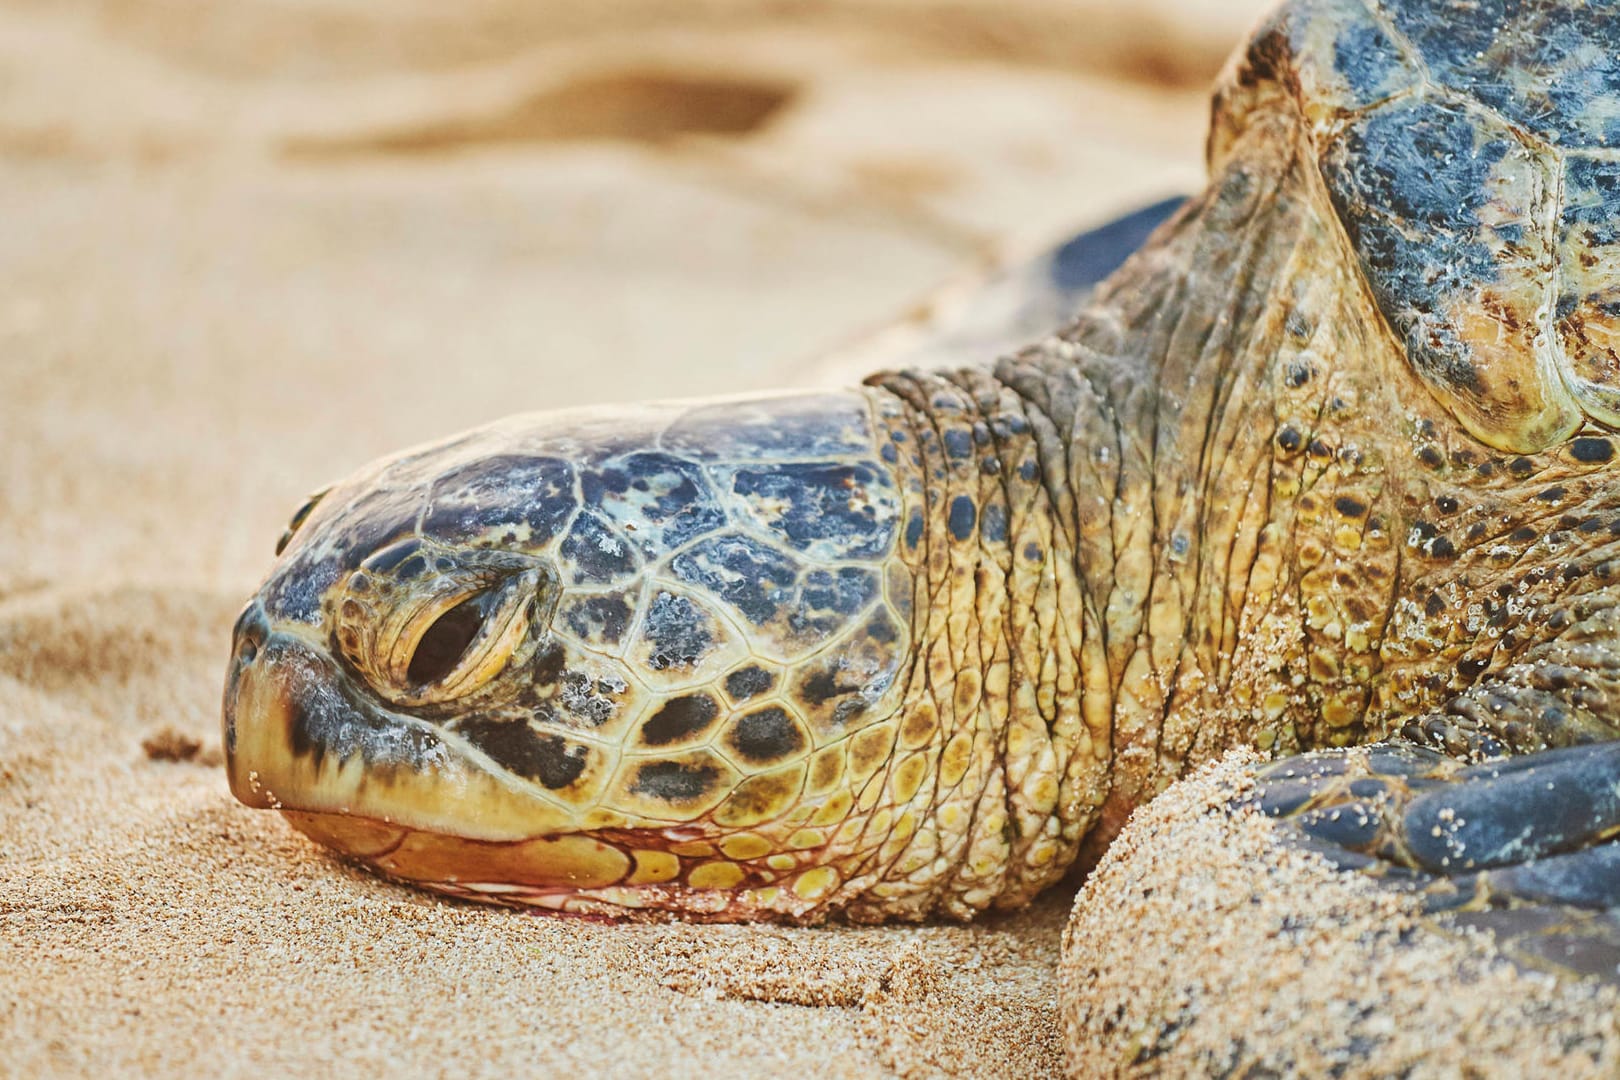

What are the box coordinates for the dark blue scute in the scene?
[582,452,725,558]
[1326,97,1510,228]
[1320,95,1533,393]
[786,568,882,646]
[326,485,424,571]
[729,461,897,560]
[558,511,640,585]
[662,393,875,463]
[800,567,881,618]
[1562,155,1620,249]
[639,591,721,671]
[421,454,576,546]
[669,533,800,626]
[774,570,883,652]
[1389,0,1620,148]
[1326,15,1407,111]
[558,591,635,648]
[262,547,344,625]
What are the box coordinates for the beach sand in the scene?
[0,1,1275,1075]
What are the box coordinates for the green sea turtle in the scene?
[225,0,1620,1063]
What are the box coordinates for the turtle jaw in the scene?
[276,812,641,905]
[221,603,584,846]
[222,604,845,921]
[221,606,763,909]
[276,813,809,921]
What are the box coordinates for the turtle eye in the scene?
[387,577,529,703]
[335,546,557,707]
[407,589,497,687]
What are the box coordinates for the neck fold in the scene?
[857,371,1094,918]
[991,96,1391,847]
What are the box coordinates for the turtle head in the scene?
[224,391,917,919]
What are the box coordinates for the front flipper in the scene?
[1253,740,1620,984]
[816,196,1186,379]
[1061,749,1620,1076]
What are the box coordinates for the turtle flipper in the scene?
[897,195,1187,370]
[1062,748,1620,1075]
[1252,739,1620,985]
[822,196,1186,377]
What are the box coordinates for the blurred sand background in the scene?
[0,1,1270,1075]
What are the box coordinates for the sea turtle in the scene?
[225,0,1620,1068]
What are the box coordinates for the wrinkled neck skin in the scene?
[888,82,1620,886]
[854,370,1090,920]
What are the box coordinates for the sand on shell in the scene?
[0,1,1292,1076]
[1062,754,1620,1078]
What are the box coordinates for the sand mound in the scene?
[1062,755,1620,1078]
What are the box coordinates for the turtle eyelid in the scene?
[275,487,332,556]
[335,550,558,708]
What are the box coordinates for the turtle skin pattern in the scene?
[226,386,1085,921]
[226,0,1620,1026]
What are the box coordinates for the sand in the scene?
[0,1,1280,1075]
[1062,754,1620,1078]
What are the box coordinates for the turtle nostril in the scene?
[232,602,271,664]
[224,602,274,759]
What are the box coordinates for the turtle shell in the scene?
[1245,0,1620,452]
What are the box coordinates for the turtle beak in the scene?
[221,599,272,785]
[220,600,639,896]
[220,599,572,842]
